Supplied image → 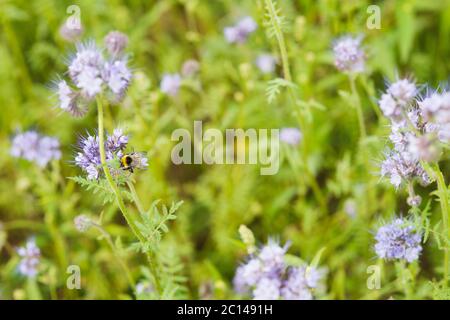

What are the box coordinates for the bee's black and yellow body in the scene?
[120,154,134,173]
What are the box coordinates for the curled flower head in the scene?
[11,131,61,167]
[17,239,41,277]
[160,73,181,97]
[255,54,277,74]
[224,16,257,44]
[56,35,133,117]
[381,150,430,189]
[74,214,93,233]
[332,35,365,73]
[104,31,129,56]
[379,79,417,122]
[280,128,302,146]
[374,218,422,263]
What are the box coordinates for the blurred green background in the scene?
[1,0,450,299]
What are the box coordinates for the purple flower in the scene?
[75,129,128,180]
[233,238,325,300]
[17,239,41,277]
[181,59,200,77]
[11,131,61,167]
[379,79,417,122]
[160,73,181,97]
[280,267,313,300]
[332,35,365,73]
[255,54,277,74]
[280,128,302,146]
[224,16,257,44]
[374,218,422,263]
[57,36,133,116]
[253,277,281,300]
[104,31,129,56]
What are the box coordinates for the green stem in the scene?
[435,164,449,287]
[265,0,291,82]
[91,223,136,289]
[127,181,146,215]
[349,76,366,139]
[96,96,162,294]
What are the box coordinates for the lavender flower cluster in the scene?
[11,131,61,167]
[56,31,131,117]
[224,16,257,44]
[332,35,366,73]
[17,239,41,277]
[233,240,325,300]
[378,79,440,189]
[74,128,131,180]
[374,218,422,263]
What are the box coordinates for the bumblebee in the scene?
[120,152,148,173]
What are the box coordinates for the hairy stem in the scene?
[91,222,136,289]
[96,96,162,294]
[435,164,449,287]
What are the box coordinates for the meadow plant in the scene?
[2,0,450,301]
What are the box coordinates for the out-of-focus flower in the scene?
[374,218,422,263]
[280,128,302,146]
[332,35,365,73]
[253,277,281,300]
[381,150,430,189]
[379,79,417,122]
[233,239,325,300]
[104,31,129,56]
[343,199,357,218]
[74,215,92,232]
[281,267,313,300]
[224,16,257,44]
[59,21,83,42]
[160,73,181,97]
[408,134,440,163]
[181,59,200,77]
[255,54,277,74]
[11,131,61,167]
[17,239,41,277]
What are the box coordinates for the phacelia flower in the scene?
[280,128,302,146]
[418,91,450,143]
[381,150,430,189]
[253,277,281,300]
[181,59,200,77]
[74,131,126,180]
[255,54,277,74]
[56,35,133,116]
[280,267,313,300]
[233,239,325,300]
[74,215,93,233]
[160,73,181,97]
[11,131,61,167]
[224,16,257,44]
[17,239,41,277]
[104,31,129,56]
[374,218,422,263]
[378,79,417,122]
[332,35,365,73]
